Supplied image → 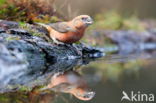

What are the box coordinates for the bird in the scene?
[41,71,95,101]
[35,15,93,44]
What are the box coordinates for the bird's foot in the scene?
[52,38,65,46]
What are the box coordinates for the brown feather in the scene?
[47,22,76,33]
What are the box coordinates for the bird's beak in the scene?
[86,17,93,25]
[74,91,95,101]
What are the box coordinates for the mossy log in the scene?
[0,20,104,92]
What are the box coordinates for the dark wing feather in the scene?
[47,22,76,33]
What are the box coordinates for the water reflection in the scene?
[0,51,156,103]
[0,58,96,103]
[43,71,95,101]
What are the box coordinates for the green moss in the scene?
[0,4,26,21]
[19,22,29,29]
[6,85,30,92]
[31,32,42,37]
[19,22,53,43]
[18,86,30,92]
[33,15,63,23]
[50,16,63,22]
[0,0,62,23]
[5,36,20,41]
[0,90,30,103]
[0,95,9,103]
[19,21,26,27]
[19,23,43,37]
[0,0,6,6]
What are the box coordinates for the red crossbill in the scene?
[36,15,93,44]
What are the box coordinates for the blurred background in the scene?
[1,0,156,20]
[1,0,156,33]
[55,0,156,18]
[54,0,156,18]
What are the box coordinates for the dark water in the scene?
[77,55,156,103]
[0,51,156,103]
[54,53,156,103]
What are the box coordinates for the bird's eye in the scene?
[83,95,89,98]
[81,17,87,21]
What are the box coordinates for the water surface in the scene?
[0,51,156,103]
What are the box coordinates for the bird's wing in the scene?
[51,83,71,92]
[48,22,77,33]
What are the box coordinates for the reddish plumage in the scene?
[46,71,95,101]
[37,15,93,44]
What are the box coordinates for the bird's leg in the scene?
[52,38,72,48]
[52,38,65,45]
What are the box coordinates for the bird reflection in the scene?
[0,59,96,103]
[43,70,95,101]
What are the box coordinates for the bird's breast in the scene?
[51,29,85,43]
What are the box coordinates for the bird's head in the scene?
[72,15,93,29]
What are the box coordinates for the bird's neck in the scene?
[70,20,87,30]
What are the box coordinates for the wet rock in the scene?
[0,42,28,88]
[0,58,94,93]
[0,20,103,91]
[8,28,31,36]
[0,28,5,33]
[0,20,18,29]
